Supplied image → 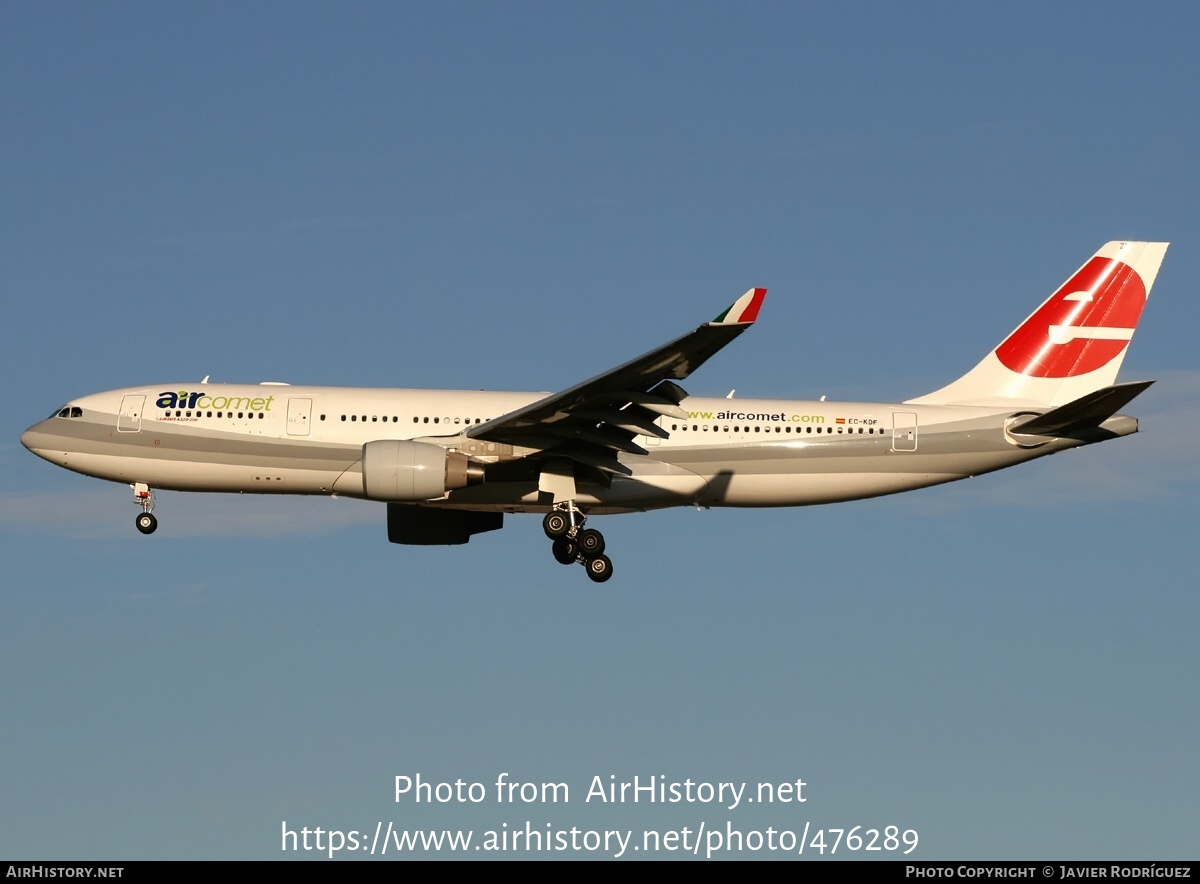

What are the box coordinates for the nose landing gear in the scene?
[132,483,157,534]
[543,505,612,583]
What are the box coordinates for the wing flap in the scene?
[550,444,634,477]
[572,407,671,439]
[578,390,689,420]
[540,422,650,456]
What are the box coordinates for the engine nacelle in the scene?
[361,440,484,501]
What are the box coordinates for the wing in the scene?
[465,287,766,479]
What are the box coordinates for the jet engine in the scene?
[361,440,484,501]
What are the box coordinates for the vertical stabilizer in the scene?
[907,241,1168,407]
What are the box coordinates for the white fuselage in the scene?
[21,381,1096,515]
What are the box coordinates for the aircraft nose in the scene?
[21,421,50,455]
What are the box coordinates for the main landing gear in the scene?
[132,483,157,535]
[543,505,613,583]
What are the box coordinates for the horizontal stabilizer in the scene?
[1008,380,1154,437]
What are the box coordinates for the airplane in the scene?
[21,241,1168,583]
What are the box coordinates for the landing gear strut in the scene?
[543,504,612,583]
[132,483,157,535]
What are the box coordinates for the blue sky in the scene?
[2,2,1197,859]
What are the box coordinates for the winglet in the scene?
[711,287,766,325]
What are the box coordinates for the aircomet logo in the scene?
[996,257,1147,378]
[1047,291,1135,345]
[156,391,276,411]
[689,411,826,423]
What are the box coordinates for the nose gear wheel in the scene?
[131,483,158,535]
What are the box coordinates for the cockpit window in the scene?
[53,406,69,418]
[50,406,84,419]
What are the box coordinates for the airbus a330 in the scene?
[21,241,1168,582]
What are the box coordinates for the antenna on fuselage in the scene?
[201,375,210,384]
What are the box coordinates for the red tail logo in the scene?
[995,257,1147,378]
